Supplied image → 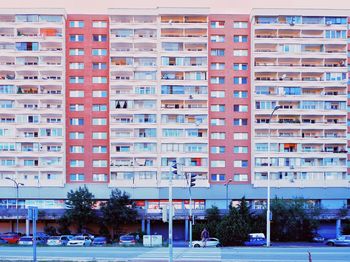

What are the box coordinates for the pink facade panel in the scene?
[65,15,110,183]
[208,14,251,184]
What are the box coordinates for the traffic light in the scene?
[190,174,197,187]
[171,161,177,177]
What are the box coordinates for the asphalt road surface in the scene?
[0,246,350,261]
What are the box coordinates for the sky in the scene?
[1,0,350,14]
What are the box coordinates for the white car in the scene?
[67,236,92,246]
[47,235,74,246]
[192,238,221,247]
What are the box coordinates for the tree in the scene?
[269,198,321,241]
[64,186,96,233]
[100,189,137,240]
[193,205,221,240]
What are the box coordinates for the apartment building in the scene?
[251,9,349,187]
[108,8,210,188]
[0,8,349,225]
[0,9,66,188]
[65,15,110,183]
[208,14,251,184]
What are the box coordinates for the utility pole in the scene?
[169,161,177,262]
[5,177,24,233]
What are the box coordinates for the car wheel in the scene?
[327,242,334,246]
[194,244,200,248]
[216,244,222,247]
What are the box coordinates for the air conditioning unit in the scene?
[326,21,332,26]
[289,21,295,26]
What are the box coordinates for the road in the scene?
[0,246,350,261]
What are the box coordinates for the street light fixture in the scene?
[266,105,282,247]
[5,177,24,233]
[224,179,233,211]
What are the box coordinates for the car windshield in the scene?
[94,237,106,241]
[49,236,60,240]
[20,237,32,241]
[73,236,84,240]
[120,236,134,240]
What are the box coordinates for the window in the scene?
[233,49,248,56]
[69,104,84,111]
[233,35,248,43]
[69,49,84,56]
[69,34,84,42]
[92,132,107,139]
[93,146,107,153]
[70,118,84,126]
[234,77,248,84]
[211,104,225,112]
[234,160,248,167]
[211,146,225,154]
[93,34,107,42]
[234,132,248,140]
[210,132,226,139]
[93,174,108,182]
[210,35,225,43]
[233,63,248,71]
[234,174,248,181]
[234,91,248,98]
[210,63,225,70]
[233,118,248,126]
[69,76,84,84]
[69,132,84,139]
[325,30,346,39]
[70,160,84,167]
[92,90,107,97]
[210,77,225,84]
[70,173,85,181]
[69,90,84,97]
[92,118,107,125]
[211,174,226,181]
[92,77,107,84]
[233,21,248,28]
[92,49,107,56]
[210,118,225,126]
[210,160,225,167]
[210,21,225,28]
[210,91,225,98]
[211,49,225,56]
[92,21,107,28]
[69,21,84,28]
[69,63,84,69]
[93,160,107,167]
[92,104,107,111]
[70,146,84,153]
[234,146,248,153]
[233,105,248,112]
[92,62,107,70]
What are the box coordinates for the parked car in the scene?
[326,235,350,246]
[92,237,108,246]
[67,236,92,246]
[18,236,46,245]
[119,234,137,246]
[78,233,95,241]
[47,235,74,246]
[36,232,50,242]
[192,238,221,247]
[244,233,267,246]
[0,233,21,244]
[0,237,8,245]
[312,233,325,243]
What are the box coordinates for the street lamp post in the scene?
[266,105,282,247]
[224,179,232,211]
[5,177,24,233]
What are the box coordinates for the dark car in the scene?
[0,233,21,244]
[0,237,8,245]
[119,235,136,246]
[312,233,325,243]
[92,237,107,246]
